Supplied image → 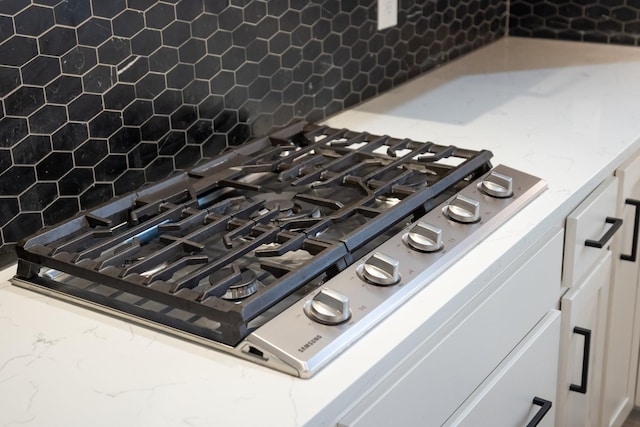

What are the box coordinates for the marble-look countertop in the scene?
[3,37,640,426]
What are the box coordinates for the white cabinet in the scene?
[337,229,563,427]
[557,176,621,427]
[443,311,560,427]
[557,251,611,427]
[601,152,640,427]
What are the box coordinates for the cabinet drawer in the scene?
[563,176,619,287]
[443,310,561,427]
[337,229,563,427]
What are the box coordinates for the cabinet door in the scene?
[443,311,560,427]
[602,152,640,424]
[557,251,611,427]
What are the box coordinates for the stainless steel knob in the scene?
[304,287,351,325]
[403,222,443,252]
[479,171,513,198]
[357,252,400,286]
[443,195,480,223]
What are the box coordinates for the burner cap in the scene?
[209,268,259,300]
[265,199,295,214]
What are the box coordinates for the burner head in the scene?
[265,199,295,216]
[209,268,259,300]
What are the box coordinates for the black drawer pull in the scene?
[621,199,640,262]
[526,397,553,427]
[584,217,623,248]
[570,326,591,394]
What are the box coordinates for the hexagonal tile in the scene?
[158,131,186,155]
[174,144,200,169]
[149,46,179,72]
[128,0,155,11]
[109,126,141,153]
[191,13,218,39]
[89,110,123,138]
[170,105,197,129]
[162,21,190,47]
[195,55,221,79]
[29,105,67,134]
[36,151,73,180]
[123,100,153,125]
[127,141,157,167]
[52,123,89,150]
[77,17,112,46]
[167,63,195,89]
[12,135,51,165]
[154,89,183,114]
[92,0,126,18]
[83,64,116,93]
[0,195,19,226]
[19,182,57,211]
[45,75,82,104]
[5,86,45,116]
[0,36,38,67]
[4,213,43,243]
[103,83,136,110]
[256,16,278,40]
[113,9,145,38]
[54,1,91,27]
[140,116,169,141]
[21,55,61,86]
[68,93,103,121]
[183,79,209,105]
[74,139,107,166]
[235,62,259,86]
[0,166,35,195]
[114,170,145,195]
[0,117,29,148]
[80,184,114,209]
[176,0,203,21]
[58,167,93,195]
[15,5,55,36]
[219,7,243,31]
[206,30,233,55]
[43,197,80,225]
[38,26,76,55]
[117,55,150,83]
[221,46,246,69]
[61,46,98,75]
[131,29,162,56]
[95,154,127,181]
[145,3,176,29]
[98,37,131,65]
[187,119,214,145]
[179,38,206,63]
[0,0,30,15]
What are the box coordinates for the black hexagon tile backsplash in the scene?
[510,0,640,45]
[0,0,507,254]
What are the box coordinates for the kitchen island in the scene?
[3,37,640,426]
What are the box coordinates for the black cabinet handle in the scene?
[621,199,640,262]
[584,217,623,248]
[526,397,553,427]
[570,326,591,394]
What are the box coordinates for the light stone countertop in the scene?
[3,37,640,426]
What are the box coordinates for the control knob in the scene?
[357,252,400,286]
[403,222,443,252]
[304,287,351,325]
[479,171,513,198]
[443,195,480,223]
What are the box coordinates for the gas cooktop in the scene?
[12,121,545,377]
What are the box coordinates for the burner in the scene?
[208,267,260,300]
[265,199,295,216]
